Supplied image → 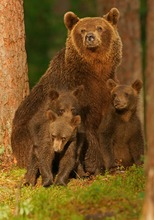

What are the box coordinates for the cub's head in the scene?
[107,79,143,112]
[64,8,122,63]
[48,85,84,117]
[46,110,81,153]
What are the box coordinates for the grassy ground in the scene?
[0,165,145,220]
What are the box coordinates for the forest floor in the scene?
[0,163,145,220]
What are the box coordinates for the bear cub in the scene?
[98,79,144,169]
[25,110,81,187]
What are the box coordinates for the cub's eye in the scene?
[61,137,66,142]
[124,92,129,97]
[97,26,103,32]
[112,93,117,98]
[81,29,86,34]
[51,135,56,139]
[71,108,76,114]
[58,109,65,115]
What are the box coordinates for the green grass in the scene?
[0,165,145,220]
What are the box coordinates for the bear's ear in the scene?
[103,8,120,26]
[48,89,59,101]
[72,85,84,97]
[46,110,57,122]
[64,11,79,30]
[106,79,117,91]
[132,79,143,93]
[71,115,81,127]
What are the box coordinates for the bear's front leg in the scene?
[84,129,105,175]
[54,141,76,186]
[98,122,116,171]
[34,144,54,187]
[24,146,40,186]
[129,132,144,166]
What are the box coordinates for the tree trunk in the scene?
[142,0,154,218]
[0,0,29,164]
[53,0,70,15]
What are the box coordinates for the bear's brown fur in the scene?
[11,8,122,174]
[98,79,144,169]
[12,85,84,169]
[25,111,81,187]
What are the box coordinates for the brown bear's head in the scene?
[48,85,84,117]
[64,8,122,64]
[46,110,81,152]
[107,79,143,112]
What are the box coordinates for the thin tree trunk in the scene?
[0,0,29,163]
[142,0,154,218]
[53,0,70,15]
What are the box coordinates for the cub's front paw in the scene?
[54,176,67,186]
[42,177,53,187]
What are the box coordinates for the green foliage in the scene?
[0,165,145,220]
[0,205,10,220]
[24,0,67,88]
[0,146,4,155]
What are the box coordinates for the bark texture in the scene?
[0,0,29,156]
[142,0,154,219]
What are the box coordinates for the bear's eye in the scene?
[81,29,86,34]
[71,108,76,114]
[61,137,66,142]
[51,135,56,140]
[124,92,129,97]
[112,93,117,98]
[58,109,65,115]
[97,26,103,32]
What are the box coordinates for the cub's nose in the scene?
[85,33,95,42]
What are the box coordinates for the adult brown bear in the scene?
[11,8,122,175]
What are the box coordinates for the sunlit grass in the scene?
[0,165,145,220]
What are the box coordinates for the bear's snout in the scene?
[113,97,127,110]
[85,33,95,43]
[84,32,101,49]
[53,139,63,152]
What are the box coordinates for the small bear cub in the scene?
[25,110,81,187]
[99,79,144,170]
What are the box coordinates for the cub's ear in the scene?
[48,89,59,101]
[71,115,81,127]
[46,110,57,122]
[72,85,84,97]
[106,79,118,91]
[132,79,143,93]
[103,8,120,26]
[64,11,79,30]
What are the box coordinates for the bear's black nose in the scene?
[85,33,95,42]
